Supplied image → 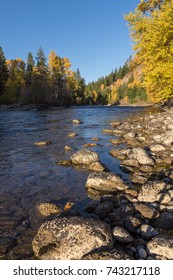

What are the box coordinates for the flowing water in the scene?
[0,105,151,259]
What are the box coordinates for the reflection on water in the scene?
[0,105,151,259]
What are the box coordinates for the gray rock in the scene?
[138,248,148,259]
[113,205,135,220]
[95,202,114,219]
[32,216,113,260]
[84,202,100,213]
[113,226,133,243]
[86,172,128,192]
[134,203,160,219]
[154,212,173,230]
[100,194,119,205]
[147,236,173,260]
[129,147,154,165]
[140,224,159,240]
[70,149,99,165]
[138,181,166,203]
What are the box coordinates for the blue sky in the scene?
[0,0,139,83]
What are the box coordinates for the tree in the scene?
[125,0,173,102]
[25,52,35,86]
[0,47,8,100]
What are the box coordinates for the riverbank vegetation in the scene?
[0,0,172,106]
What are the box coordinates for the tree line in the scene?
[0,47,86,106]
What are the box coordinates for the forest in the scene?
[0,0,172,106]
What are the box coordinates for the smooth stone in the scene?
[113,205,135,220]
[72,119,81,124]
[102,129,113,134]
[140,224,159,240]
[134,203,160,219]
[110,121,121,127]
[154,212,173,230]
[149,144,166,152]
[156,193,171,204]
[84,202,100,213]
[67,132,77,138]
[32,216,113,260]
[112,226,133,243]
[124,216,142,234]
[100,194,119,205]
[95,202,114,219]
[56,160,72,166]
[138,248,147,259]
[34,140,52,146]
[64,145,72,151]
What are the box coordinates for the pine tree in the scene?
[0,47,8,99]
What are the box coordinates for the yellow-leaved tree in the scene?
[125,0,173,102]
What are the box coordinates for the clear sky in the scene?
[0,0,139,83]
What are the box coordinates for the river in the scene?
[0,105,152,259]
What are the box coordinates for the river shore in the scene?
[33,105,173,260]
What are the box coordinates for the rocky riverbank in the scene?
[32,107,173,260]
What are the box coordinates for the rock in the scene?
[37,203,61,217]
[124,189,138,197]
[168,190,173,198]
[35,140,52,146]
[113,205,135,220]
[113,226,133,243]
[147,236,173,260]
[72,119,81,124]
[123,132,136,139]
[124,216,142,234]
[134,203,160,219]
[86,172,128,192]
[139,165,153,173]
[0,237,17,256]
[67,132,77,138]
[131,172,148,185]
[88,161,106,172]
[110,121,121,127]
[84,202,100,213]
[126,139,142,146]
[100,194,119,205]
[91,137,100,141]
[137,181,166,203]
[109,139,122,145]
[82,249,133,260]
[32,216,113,260]
[140,224,159,240]
[156,193,171,204]
[138,248,147,259]
[149,144,166,152]
[83,143,97,148]
[56,160,72,166]
[95,202,114,219]
[121,159,139,168]
[70,149,99,165]
[154,212,173,230]
[120,165,134,173]
[129,147,155,165]
[64,145,72,151]
[161,131,173,146]
[102,129,113,134]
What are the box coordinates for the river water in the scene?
[0,105,151,259]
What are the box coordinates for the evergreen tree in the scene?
[0,47,8,99]
[25,52,35,86]
[36,47,46,66]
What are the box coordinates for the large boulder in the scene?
[86,172,128,192]
[70,149,99,165]
[128,147,154,165]
[32,216,113,260]
[147,236,173,260]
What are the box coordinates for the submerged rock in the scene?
[37,203,61,217]
[35,140,52,146]
[32,216,113,260]
[72,119,81,124]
